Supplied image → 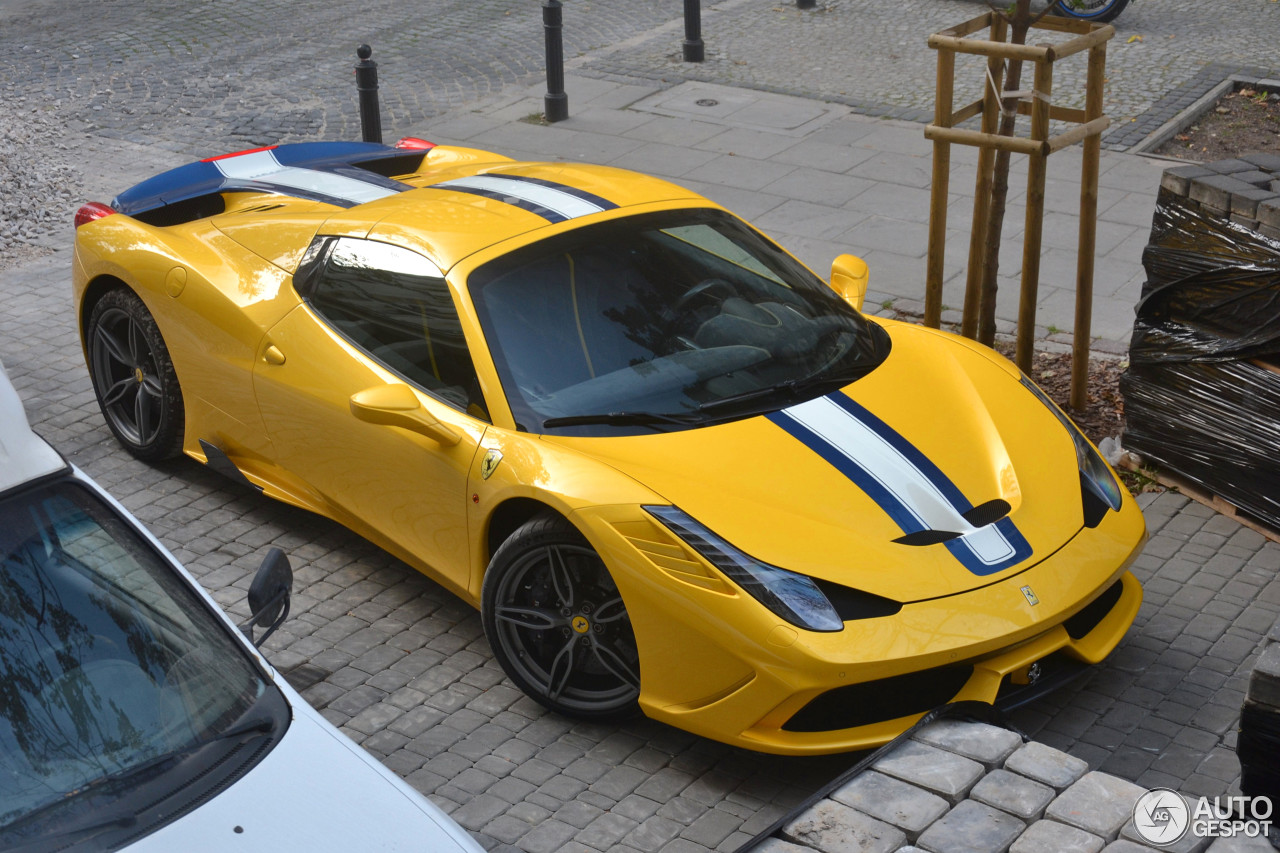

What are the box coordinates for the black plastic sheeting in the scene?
[1239,702,1280,807]
[1120,186,1280,528]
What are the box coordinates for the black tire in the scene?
[482,513,641,720]
[1050,0,1129,23]
[86,289,185,461]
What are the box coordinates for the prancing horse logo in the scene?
[1020,585,1039,606]
[480,449,503,480]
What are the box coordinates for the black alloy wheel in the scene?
[87,289,185,461]
[482,513,641,720]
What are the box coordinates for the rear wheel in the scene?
[87,289,185,461]
[1050,0,1129,23]
[482,513,641,720]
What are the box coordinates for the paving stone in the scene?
[914,721,1023,768]
[780,799,906,853]
[1005,743,1090,791]
[1101,842,1161,853]
[970,770,1056,822]
[1205,834,1279,851]
[1010,819,1104,853]
[1247,643,1280,709]
[873,740,986,803]
[831,769,949,836]
[752,840,811,853]
[1047,772,1148,841]
[916,800,1025,853]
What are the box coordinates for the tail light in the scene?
[75,202,116,228]
[395,137,436,150]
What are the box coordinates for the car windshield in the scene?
[0,478,283,840]
[467,208,891,434]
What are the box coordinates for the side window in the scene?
[306,238,488,419]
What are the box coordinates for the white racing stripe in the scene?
[434,175,606,220]
[213,150,397,205]
[784,396,1017,566]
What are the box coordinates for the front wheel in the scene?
[482,513,641,720]
[1050,0,1129,23]
[86,288,185,461]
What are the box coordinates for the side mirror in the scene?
[349,383,461,447]
[242,547,293,647]
[830,254,870,312]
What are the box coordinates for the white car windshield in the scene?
[468,208,891,435]
[0,478,285,846]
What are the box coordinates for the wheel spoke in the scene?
[593,595,628,625]
[127,319,146,364]
[97,326,132,367]
[545,636,579,702]
[140,375,165,397]
[591,641,640,691]
[101,377,135,408]
[494,604,562,630]
[134,386,153,442]
[546,546,577,609]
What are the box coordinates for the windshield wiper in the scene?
[541,411,700,429]
[697,365,864,415]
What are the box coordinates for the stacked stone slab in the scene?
[751,719,1277,853]
[1159,154,1280,239]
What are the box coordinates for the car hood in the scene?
[127,709,481,852]
[547,324,1087,602]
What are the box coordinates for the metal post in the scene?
[797,0,816,9]
[542,0,568,122]
[683,0,704,62]
[354,44,382,144]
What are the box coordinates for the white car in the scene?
[0,364,483,853]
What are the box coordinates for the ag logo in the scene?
[1133,788,1190,845]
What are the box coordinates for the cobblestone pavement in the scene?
[4,0,1280,850]
[571,0,1280,151]
[3,0,1278,163]
[0,0,677,154]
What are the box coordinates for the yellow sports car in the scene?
[72,139,1145,755]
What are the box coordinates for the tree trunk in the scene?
[976,0,1040,346]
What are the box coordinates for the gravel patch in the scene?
[0,94,82,272]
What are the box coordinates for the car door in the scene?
[252,237,488,598]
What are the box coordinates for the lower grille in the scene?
[782,665,973,732]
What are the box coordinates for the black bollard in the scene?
[355,44,383,144]
[797,0,816,8]
[683,0,704,63]
[542,0,568,122]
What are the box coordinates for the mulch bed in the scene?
[1154,85,1280,162]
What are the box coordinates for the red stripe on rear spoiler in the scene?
[202,145,280,162]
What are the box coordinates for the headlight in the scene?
[1020,376,1122,524]
[644,505,844,632]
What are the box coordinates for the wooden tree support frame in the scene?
[924,12,1113,410]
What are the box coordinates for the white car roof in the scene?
[0,361,65,491]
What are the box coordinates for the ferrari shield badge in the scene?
[480,449,503,480]
[1020,585,1040,606]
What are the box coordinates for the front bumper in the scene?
[576,495,1146,755]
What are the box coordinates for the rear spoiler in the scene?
[111,140,435,224]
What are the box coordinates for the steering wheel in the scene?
[671,278,736,315]
[809,328,857,376]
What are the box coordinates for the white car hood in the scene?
[128,708,482,852]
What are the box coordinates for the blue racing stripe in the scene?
[771,393,1033,576]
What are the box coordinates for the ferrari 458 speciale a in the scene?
[72,139,1145,754]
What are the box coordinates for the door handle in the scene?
[263,345,286,365]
